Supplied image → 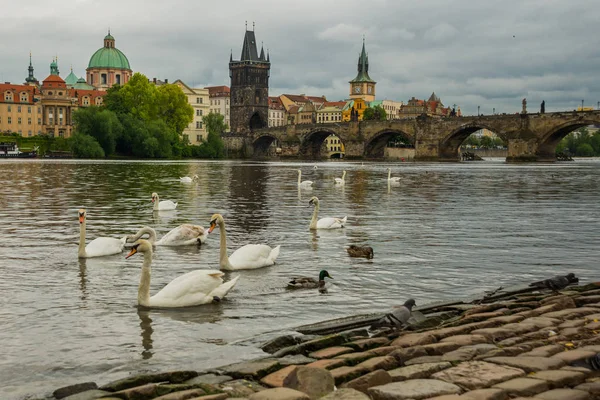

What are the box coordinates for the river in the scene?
[0,158,599,399]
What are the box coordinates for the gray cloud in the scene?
[1,0,599,115]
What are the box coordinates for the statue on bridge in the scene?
[522,98,527,114]
[540,100,545,114]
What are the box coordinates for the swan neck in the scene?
[138,252,152,307]
[152,198,159,211]
[297,171,301,185]
[133,227,157,244]
[388,169,391,180]
[78,219,86,257]
[310,202,319,230]
[218,220,232,268]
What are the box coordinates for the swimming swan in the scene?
[308,196,347,230]
[387,168,401,183]
[127,225,207,246]
[180,175,199,183]
[297,169,313,188]
[126,239,239,308]
[334,170,346,186]
[151,192,178,211]
[78,208,126,258]
[208,213,280,270]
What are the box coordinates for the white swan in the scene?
[78,209,126,258]
[151,192,177,211]
[179,174,199,183]
[308,197,347,230]
[126,239,239,308]
[387,168,401,183]
[127,225,207,246]
[334,170,346,186]
[297,169,313,188]
[208,213,281,271]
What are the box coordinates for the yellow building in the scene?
[0,82,43,137]
[173,80,209,144]
[316,101,344,124]
[349,39,376,102]
[342,98,368,122]
[323,134,345,158]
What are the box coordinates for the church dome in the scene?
[88,33,131,70]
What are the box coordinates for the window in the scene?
[199,110,203,116]
[196,121,201,128]
[38,118,41,124]
[8,117,12,124]
[58,92,63,96]
[28,106,31,114]
[199,122,203,129]
[28,130,32,137]
[18,106,21,112]
[116,75,121,85]
[7,105,11,112]
[38,107,41,113]
[28,118,31,125]
[196,110,200,116]
[20,93,28,102]
[90,75,94,85]
[101,74,107,85]
[5,92,13,102]
[196,134,202,142]
[18,117,22,124]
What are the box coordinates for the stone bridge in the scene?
[223,110,600,161]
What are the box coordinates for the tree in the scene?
[363,105,387,121]
[113,72,158,121]
[156,84,194,135]
[71,133,105,158]
[201,112,227,158]
[73,106,123,156]
[480,135,494,149]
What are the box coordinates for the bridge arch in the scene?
[252,134,280,158]
[537,116,600,160]
[365,129,415,158]
[299,128,344,159]
[439,122,508,160]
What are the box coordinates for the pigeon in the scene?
[571,353,600,370]
[370,298,416,330]
[529,273,578,292]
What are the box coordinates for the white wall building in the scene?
[173,80,209,144]
[205,86,230,130]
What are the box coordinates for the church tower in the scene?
[229,24,270,133]
[349,38,376,102]
[24,53,38,86]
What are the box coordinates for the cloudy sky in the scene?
[1,0,599,115]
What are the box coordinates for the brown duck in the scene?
[347,245,374,259]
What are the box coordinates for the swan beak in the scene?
[125,247,138,259]
[78,215,84,224]
[208,221,216,234]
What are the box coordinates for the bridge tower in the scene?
[229,25,270,134]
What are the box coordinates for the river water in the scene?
[1,159,599,399]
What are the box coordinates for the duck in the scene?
[387,168,401,183]
[347,245,374,259]
[297,169,313,188]
[308,196,347,230]
[77,208,127,258]
[179,174,199,183]
[334,170,346,185]
[287,270,333,290]
[208,213,281,270]
[151,192,178,211]
[127,225,207,246]
[125,239,240,308]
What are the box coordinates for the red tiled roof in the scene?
[282,94,310,103]
[323,101,346,108]
[69,89,106,106]
[307,96,327,104]
[287,105,299,114]
[42,75,67,89]
[205,86,230,97]
[269,96,284,109]
[0,83,37,104]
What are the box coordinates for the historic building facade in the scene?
[206,86,230,129]
[229,28,270,133]
[86,32,132,90]
[398,92,456,118]
[268,96,286,127]
[173,80,209,144]
[349,39,376,102]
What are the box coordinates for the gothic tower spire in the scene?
[25,52,38,84]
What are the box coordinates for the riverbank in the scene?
[44,274,600,400]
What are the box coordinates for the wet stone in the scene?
[282,366,335,400]
[367,379,462,400]
[439,334,489,346]
[53,382,98,399]
[345,337,390,351]
[528,369,587,388]
[459,388,508,400]
[520,345,564,357]
[185,374,233,385]
[62,390,111,400]
[404,355,443,365]
[305,359,346,370]
[355,356,397,372]
[341,369,392,394]
[261,365,298,388]
[248,387,310,400]
[492,377,549,396]
[431,361,526,390]
[100,371,199,392]
[551,349,597,363]
[391,332,437,347]
[533,388,591,400]
[277,355,316,366]
[334,352,374,365]
[219,379,266,397]
[320,388,370,400]
[388,362,452,382]
[576,295,600,306]
[220,359,281,379]
[309,346,354,359]
[485,356,566,372]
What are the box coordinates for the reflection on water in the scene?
[1,158,600,399]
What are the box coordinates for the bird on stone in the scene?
[571,353,600,371]
[529,273,578,292]
[369,298,416,330]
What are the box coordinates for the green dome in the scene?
[88,47,131,69]
[65,70,79,85]
[104,33,115,40]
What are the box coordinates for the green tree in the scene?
[576,143,594,157]
[73,106,123,156]
[464,134,480,147]
[156,84,194,135]
[115,72,158,121]
[201,112,227,158]
[71,133,105,158]
[362,105,387,121]
[480,135,494,149]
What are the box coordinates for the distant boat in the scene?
[0,142,37,158]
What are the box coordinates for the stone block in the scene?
[184,394,227,400]
[309,346,354,359]
[490,315,526,324]
[154,389,222,400]
[431,361,525,390]
[185,375,233,385]
[345,337,390,351]
[520,345,564,357]
[277,355,316,366]
[389,346,428,364]
[463,311,507,322]
[261,365,298,388]
[388,362,452,382]
[341,369,392,394]
[551,349,597,363]
[282,366,334,399]
[53,382,98,399]
[527,369,587,388]
[367,379,462,400]
[541,307,600,320]
[100,371,199,392]
[304,359,345,370]
[485,356,566,372]
[404,355,443,365]
[330,366,368,385]
[460,388,508,400]
[220,359,281,379]
[492,377,549,396]
[368,346,399,356]
[421,342,462,355]
[355,356,397,372]
[319,388,370,400]
[574,381,600,395]
[391,332,437,347]
[558,319,586,329]
[219,379,266,396]
[334,352,374,365]
[470,328,516,342]
[248,387,310,400]
[439,334,489,346]
[533,388,591,400]
[62,390,111,400]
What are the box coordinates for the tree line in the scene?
[556,127,600,157]
[71,72,226,159]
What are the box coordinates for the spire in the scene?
[230,49,233,62]
[259,42,265,61]
[350,37,374,84]
[240,25,260,61]
[50,56,59,76]
[26,51,37,83]
[267,49,270,62]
